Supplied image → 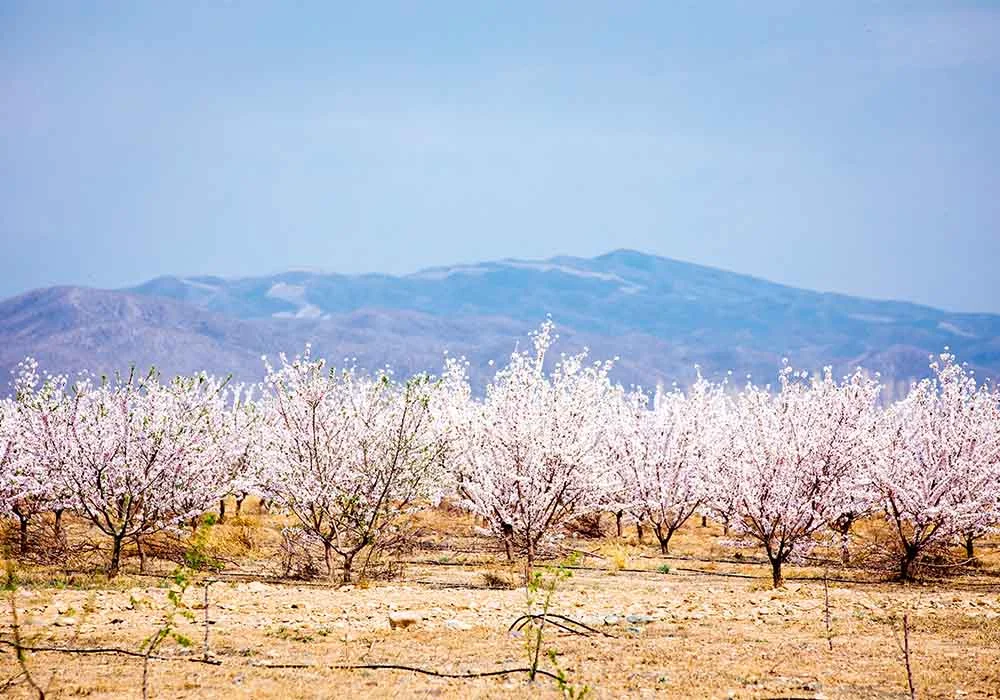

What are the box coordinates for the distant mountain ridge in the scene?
[2,250,998,395]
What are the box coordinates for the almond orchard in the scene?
[1,321,998,698]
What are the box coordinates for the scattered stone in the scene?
[54,616,77,627]
[247,581,270,594]
[626,614,656,624]
[444,619,472,631]
[604,614,621,626]
[388,610,425,629]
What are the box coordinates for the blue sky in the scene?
[2,1,998,312]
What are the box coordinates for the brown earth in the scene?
[1,506,998,699]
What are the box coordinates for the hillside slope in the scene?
[2,250,997,392]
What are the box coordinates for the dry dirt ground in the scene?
[1,509,999,699]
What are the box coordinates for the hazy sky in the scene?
[2,2,998,312]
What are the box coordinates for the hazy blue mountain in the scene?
[2,250,998,395]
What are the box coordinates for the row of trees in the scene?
[2,323,999,586]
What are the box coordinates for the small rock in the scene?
[626,614,656,624]
[388,610,424,629]
[247,581,270,594]
[604,614,621,626]
[444,619,472,631]
[54,616,77,627]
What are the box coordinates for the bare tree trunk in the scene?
[525,540,535,582]
[108,534,125,578]
[615,510,623,538]
[636,521,644,544]
[964,533,975,562]
[653,524,672,554]
[342,552,355,585]
[235,494,246,516]
[324,541,333,577]
[136,536,146,573]
[15,511,29,555]
[502,522,514,562]
[218,499,226,524]
[53,508,65,547]
[898,541,920,582]
[769,557,783,588]
[701,514,707,528]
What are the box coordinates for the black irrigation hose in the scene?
[253,661,561,682]
[3,640,564,683]
[0,639,222,665]
[508,613,617,638]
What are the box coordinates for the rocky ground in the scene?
[1,512,998,698]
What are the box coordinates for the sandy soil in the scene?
[2,511,998,699]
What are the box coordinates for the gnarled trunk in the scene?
[899,544,919,582]
[501,522,514,562]
[769,557,783,588]
[17,512,29,555]
[108,534,125,578]
[653,524,673,555]
[342,551,356,585]
[53,509,65,547]
[525,539,536,582]
[136,536,146,573]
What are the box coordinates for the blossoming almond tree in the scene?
[2,359,77,553]
[446,321,617,577]
[0,396,29,552]
[612,372,726,554]
[261,347,448,583]
[61,368,235,577]
[873,352,1000,579]
[726,363,880,586]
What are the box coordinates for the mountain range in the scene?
[2,249,998,396]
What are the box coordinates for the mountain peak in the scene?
[1,250,998,393]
